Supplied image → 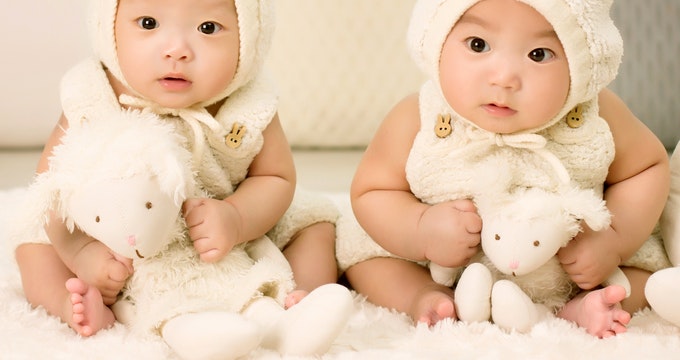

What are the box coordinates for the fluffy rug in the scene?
[2,187,680,360]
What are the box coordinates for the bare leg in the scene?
[557,285,630,338]
[282,222,338,308]
[619,266,651,313]
[65,278,115,336]
[15,243,112,336]
[345,257,456,326]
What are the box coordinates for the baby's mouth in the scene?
[159,76,192,90]
[483,103,517,116]
[162,76,190,84]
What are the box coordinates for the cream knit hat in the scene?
[88,0,275,108]
[407,0,623,132]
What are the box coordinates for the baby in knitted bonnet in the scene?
[12,0,352,358]
[340,0,670,338]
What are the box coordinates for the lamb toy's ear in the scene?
[153,153,193,207]
[561,187,611,231]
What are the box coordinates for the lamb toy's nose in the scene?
[509,260,519,270]
[127,235,137,246]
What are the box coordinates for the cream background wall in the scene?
[0,0,678,151]
[266,0,423,148]
[0,0,90,148]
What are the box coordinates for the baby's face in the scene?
[114,0,240,109]
[438,0,570,134]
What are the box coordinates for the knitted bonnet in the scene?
[88,0,275,108]
[407,0,623,133]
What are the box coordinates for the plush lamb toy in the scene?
[645,141,680,327]
[430,158,630,333]
[19,109,352,360]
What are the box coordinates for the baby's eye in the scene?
[198,22,223,35]
[137,17,158,30]
[465,37,490,53]
[528,48,555,63]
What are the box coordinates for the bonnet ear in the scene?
[216,0,276,103]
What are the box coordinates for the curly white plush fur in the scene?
[429,155,629,332]
[15,108,352,359]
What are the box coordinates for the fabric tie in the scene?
[119,94,226,165]
[462,126,571,185]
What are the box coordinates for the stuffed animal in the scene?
[645,140,680,328]
[429,157,630,333]
[22,108,352,360]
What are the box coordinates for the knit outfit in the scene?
[336,0,670,274]
[11,0,339,336]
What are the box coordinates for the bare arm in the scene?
[600,87,670,260]
[184,113,296,262]
[223,113,297,241]
[350,94,481,265]
[558,88,670,288]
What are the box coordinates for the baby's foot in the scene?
[412,286,456,326]
[65,278,115,337]
[284,289,310,309]
[557,285,631,338]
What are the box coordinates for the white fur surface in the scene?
[2,188,680,359]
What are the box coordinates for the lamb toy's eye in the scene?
[95,216,100,223]
[533,240,540,247]
[494,234,500,241]
[146,202,153,209]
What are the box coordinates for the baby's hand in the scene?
[183,197,241,263]
[72,241,133,305]
[557,224,621,290]
[418,199,482,267]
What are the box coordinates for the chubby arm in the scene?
[42,114,132,304]
[558,88,670,289]
[184,113,296,262]
[350,94,481,267]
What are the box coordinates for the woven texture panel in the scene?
[610,0,680,150]
[267,0,423,148]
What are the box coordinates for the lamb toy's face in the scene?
[478,186,611,277]
[481,212,573,277]
[66,174,181,259]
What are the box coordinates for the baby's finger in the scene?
[451,199,477,213]
[556,246,577,266]
[108,260,131,282]
[182,198,204,218]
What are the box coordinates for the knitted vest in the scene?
[406,81,615,204]
[60,58,277,200]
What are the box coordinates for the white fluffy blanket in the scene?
[2,187,680,359]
